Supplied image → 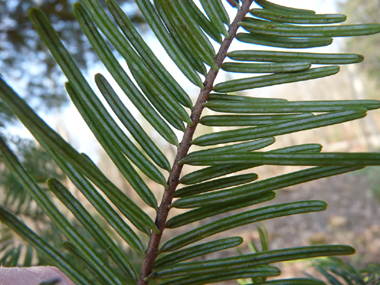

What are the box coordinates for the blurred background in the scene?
[1,0,380,283]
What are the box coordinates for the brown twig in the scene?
[137,1,253,283]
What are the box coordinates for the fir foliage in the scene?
[1,0,380,284]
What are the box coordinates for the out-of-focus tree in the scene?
[0,0,144,127]
[0,135,64,218]
[339,0,380,85]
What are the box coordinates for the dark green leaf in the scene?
[154,237,243,269]
[200,113,315,127]
[80,0,192,127]
[199,0,229,37]
[237,33,332,48]
[186,137,276,158]
[207,93,287,102]
[154,1,208,74]
[212,0,230,25]
[250,9,346,24]
[128,66,187,132]
[162,201,326,251]
[254,0,316,14]
[180,152,380,166]
[192,109,366,146]
[158,266,279,285]
[180,142,319,185]
[30,7,180,146]
[172,166,361,208]
[155,245,354,278]
[48,178,137,280]
[29,7,178,145]
[65,82,160,210]
[174,0,216,55]
[180,138,276,185]
[183,0,223,43]
[154,0,217,71]
[58,55,166,188]
[62,242,106,285]
[74,3,190,137]
[54,4,179,145]
[180,164,254,186]
[166,192,275,228]
[213,66,340,92]
[56,152,145,252]
[221,61,311,73]
[245,278,326,284]
[227,50,364,64]
[174,173,258,197]
[107,0,193,108]
[134,0,203,87]
[95,74,171,171]
[203,100,380,113]
[239,18,380,37]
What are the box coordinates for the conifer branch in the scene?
[137,1,254,283]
